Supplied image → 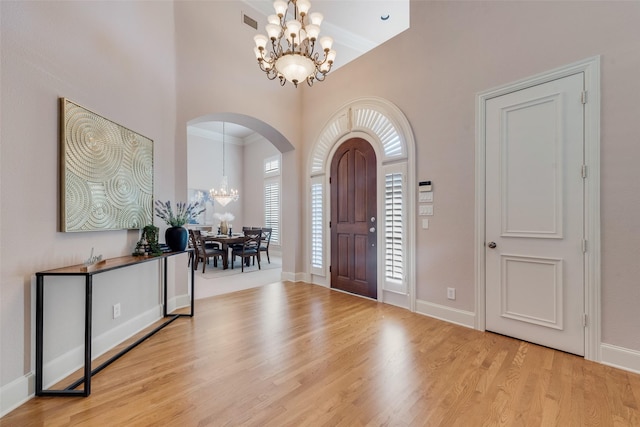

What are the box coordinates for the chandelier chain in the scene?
[209,121,239,207]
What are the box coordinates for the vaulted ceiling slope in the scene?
[242,0,410,70]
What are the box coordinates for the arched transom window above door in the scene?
[310,99,410,175]
[308,97,416,306]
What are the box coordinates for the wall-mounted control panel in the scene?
[418,181,434,220]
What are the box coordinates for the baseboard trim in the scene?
[171,293,191,312]
[0,373,34,418]
[281,271,308,282]
[1,305,164,417]
[42,304,162,389]
[415,299,475,329]
[382,290,409,310]
[600,343,640,375]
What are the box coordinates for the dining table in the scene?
[202,232,248,270]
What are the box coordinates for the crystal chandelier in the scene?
[209,123,239,207]
[253,0,336,87]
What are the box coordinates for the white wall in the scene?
[301,1,640,352]
[187,129,243,226]
[242,135,280,229]
[0,0,179,412]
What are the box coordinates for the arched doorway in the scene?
[186,113,295,298]
[306,97,417,310]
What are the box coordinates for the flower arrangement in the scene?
[214,212,235,223]
[214,212,235,235]
[154,200,205,227]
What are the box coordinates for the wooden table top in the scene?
[36,250,193,276]
[202,234,247,244]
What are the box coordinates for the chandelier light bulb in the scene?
[286,20,301,38]
[305,24,320,41]
[273,0,288,17]
[254,34,268,50]
[266,23,281,40]
[253,0,336,87]
[296,0,311,16]
[309,12,323,26]
[319,36,333,51]
[267,14,280,25]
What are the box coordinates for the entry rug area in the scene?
[193,256,282,299]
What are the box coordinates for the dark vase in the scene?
[165,226,188,252]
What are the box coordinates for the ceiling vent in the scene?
[242,13,258,30]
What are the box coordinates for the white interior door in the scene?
[485,72,585,356]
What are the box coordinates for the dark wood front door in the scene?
[330,138,377,299]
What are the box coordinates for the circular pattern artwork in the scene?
[61,99,153,232]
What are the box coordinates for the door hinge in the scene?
[581,91,588,104]
[329,265,332,273]
[329,177,332,184]
[329,221,332,228]
[581,164,588,178]
[583,313,588,327]
[582,239,588,253]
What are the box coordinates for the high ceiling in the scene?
[242,0,410,71]
[191,1,411,139]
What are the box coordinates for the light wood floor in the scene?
[3,282,640,426]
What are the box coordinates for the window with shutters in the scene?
[385,172,404,284]
[264,180,280,245]
[264,155,281,245]
[310,178,324,274]
[264,155,280,176]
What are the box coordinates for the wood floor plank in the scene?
[2,282,640,426]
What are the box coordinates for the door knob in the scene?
[487,242,497,249]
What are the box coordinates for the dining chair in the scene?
[231,229,262,272]
[259,227,272,264]
[193,230,227,273]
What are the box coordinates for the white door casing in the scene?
[476,57,601,360]
[485,73,584,355]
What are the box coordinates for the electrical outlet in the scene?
[447,288,456,300]
[113,303,121,319]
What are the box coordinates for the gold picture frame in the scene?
[60,98,153,232]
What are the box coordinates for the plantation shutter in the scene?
[311,182,323,270]
[385,173,404,282]
[264,180,280,245]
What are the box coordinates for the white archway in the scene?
[186,112,296,278]
[306,97,417,311]
[187,113,295,154]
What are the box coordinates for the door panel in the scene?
[485,73,584,355]
[331,138,377,299]
[500,96,563,238]
[501,255,563,330]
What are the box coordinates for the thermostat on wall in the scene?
[419,180,432,192]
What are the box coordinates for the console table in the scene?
[35,250,194,397]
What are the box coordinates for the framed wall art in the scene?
[60,98,153,232]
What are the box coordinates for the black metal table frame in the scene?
[35,250,195,397]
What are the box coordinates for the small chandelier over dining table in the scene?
[253,0,336,88]
[209,122,238,207]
